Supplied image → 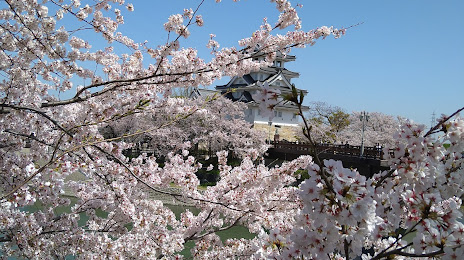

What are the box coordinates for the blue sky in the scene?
[103,1,463,126]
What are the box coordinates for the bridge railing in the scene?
[270,141,386,159]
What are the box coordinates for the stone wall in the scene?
[253,123,299,142]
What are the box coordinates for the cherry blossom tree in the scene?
[338,111,408,147]
[101,94,267,158]
[0,0,342,258]
[298,103,401,146]
[0,0,463,259]
[263,84,464,259]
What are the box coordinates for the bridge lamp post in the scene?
[359,111,369,157]
[268,121,272,143]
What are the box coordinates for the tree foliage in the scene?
[339,111,409,147]
[301,102,409,147]
[101,95,267,158]
[304,101,351,143]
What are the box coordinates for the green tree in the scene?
[306,101,350,143]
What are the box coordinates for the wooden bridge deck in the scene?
[268,141,391,177]
[270,141,386,160]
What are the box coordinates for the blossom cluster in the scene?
[251,82,282,120]
[276,115,464,259]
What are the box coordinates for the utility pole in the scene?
[359,111,369,157]
[430,111,436,128]
[430,111,436,141]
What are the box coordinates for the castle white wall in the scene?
[248,107,299,126]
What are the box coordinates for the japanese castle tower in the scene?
[216,52,308,141]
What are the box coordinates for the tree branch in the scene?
[424,106,464,137]
[0,104,73,137]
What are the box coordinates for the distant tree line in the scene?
[298,101,412,147]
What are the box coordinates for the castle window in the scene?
[232,91,241,99]
[274,111,282,118]
[274,61,282,67]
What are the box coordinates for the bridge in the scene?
[122,140,392,177]
[267,141,391,177]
